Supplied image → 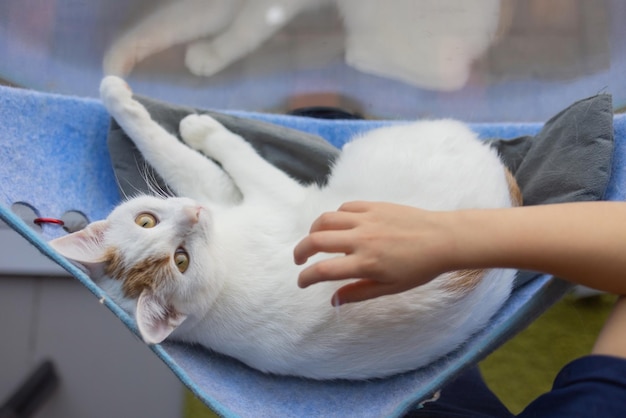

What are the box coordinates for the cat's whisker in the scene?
[122,180,150,201]
[139,163,160,196]
[112,156,161,202]
[137,160,174,199]
[112,168,130,201]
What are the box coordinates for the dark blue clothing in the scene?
[407,355,626,417]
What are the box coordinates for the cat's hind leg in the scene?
[180,114,305,203]
[103,0,240,76]
[100,76,241,205]
[184,0,317,76]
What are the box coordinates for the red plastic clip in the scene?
[33,218,65,227]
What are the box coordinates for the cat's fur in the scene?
[50,75,519,380]
[103,0,505,91]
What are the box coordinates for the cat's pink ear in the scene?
[49,220,109,276]
[136,289,188,344]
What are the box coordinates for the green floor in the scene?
[480,293,616,414]
[184,294,616,417]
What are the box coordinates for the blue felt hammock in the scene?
[1,84,625,418]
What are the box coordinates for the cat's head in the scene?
[50,195,221,344]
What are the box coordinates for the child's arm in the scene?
[295,201,626,305]
[592,297,626,358]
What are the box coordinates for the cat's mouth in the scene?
[197,205,207,218]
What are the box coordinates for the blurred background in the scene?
[0,0,624,120]
[0,0,624,417]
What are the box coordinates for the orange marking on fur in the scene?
[444,269,485,293]
[505,168,523,207]
[104,248,173,299]
[104,248,127,280]
[122,255,172,299]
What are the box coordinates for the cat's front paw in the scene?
[100,76,132,99]
[100,75,136,112]
[179,114,226,150]
[99,76,150,120]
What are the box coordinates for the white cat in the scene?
[103,0,505,91]
[50,75,519,380]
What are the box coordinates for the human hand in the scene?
[294,201,456,305]
[299,200,626,306]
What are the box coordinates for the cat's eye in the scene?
[174,248,190,273]
[135,213,158,228]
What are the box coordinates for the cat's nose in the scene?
[183,205,202,225]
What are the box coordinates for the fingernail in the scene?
[331,293,343,307]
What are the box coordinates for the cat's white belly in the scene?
[181,227,514,379]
